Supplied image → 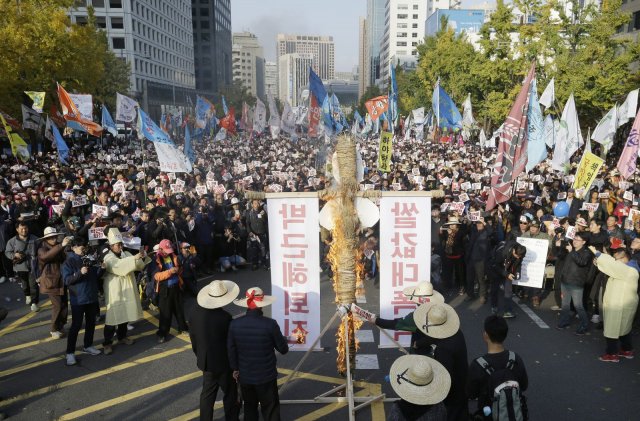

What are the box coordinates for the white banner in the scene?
[153,142,193,173]
[116,92,139,123]
[68,94,93,121]
[267,197,321,351]
[514,237,549,289]
[379,196,431,347]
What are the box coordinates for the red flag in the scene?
[240,102,250,131]
[365,95,389,121]
[56,83,103,137]
[219,107,236,135]
[308,93,321,138]
[0,109,20,130]
[486,63,536,211]
[182,114,189,129]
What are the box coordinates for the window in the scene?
[397,41,407,46]
[412,33,418,37]
[92,0,105,7]
[412,42,418,46]
[397,23,407,28]
[109,0,122,8]
[397,32,407,37]
[200,7,209,16]
[412,14,418,19]
[412,23,418,28]
[397,4,408,9]
[75,15,88,26]
[413,4,419,9]
[112,37,125,49]
[200,20,209,29]
[630,11,640,32]
[397,14,408,19]
[111,17,124,29]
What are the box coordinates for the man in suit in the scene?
[189,280,241,421]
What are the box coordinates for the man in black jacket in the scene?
[488,241,527,318]
[189,280,241,421]
[228,287,289,421]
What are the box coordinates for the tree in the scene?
[219,80,256,114]
[356,85,383,118]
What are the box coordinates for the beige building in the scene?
[278,53,314,106]
[276,33,335,80]
[264,61,278,100]
[232,32,265,98]
[358,16,368,98]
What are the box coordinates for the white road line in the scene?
[355,329,374,343]
[513,297,550,329]
[355,354,379,369]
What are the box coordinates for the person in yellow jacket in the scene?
[589,245,639,363]
[102,229,151,355]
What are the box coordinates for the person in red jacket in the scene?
[152,239,188,343]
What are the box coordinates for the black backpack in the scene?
[475,351,528,421]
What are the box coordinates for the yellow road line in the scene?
[2,320,50,334]
[296,384,373,421]
[143,310,191,343]
[0,344,191,409]
[0,301,52,338]
[0,328,158,379]
[56,371,202,420]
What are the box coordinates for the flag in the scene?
[591,104,617,147]
[617,89,639,128]
[160,114,169,134]
[365,95,389,122]
[361,113,373,135]
[573,152,604,197]
[240,102,250,131]
[330,94,346,132]
[462,94,475,141]
[388,62,398,125]
[51,123,69,165]
[479,129,487,148]
[280,101,296,135]
[101,105,118,137]
[551,93,583,172]
[57,83,102,136]
[153,142,192,173]
[403,114,412,141]
[0,113,30,162]
[44,117,55,144]
[21,104,41,130]
[432,83,463,132]
[486,63,536,211]
[219,107,237,135]
[526,78,546,172]
[544,115,557,148]
[539,77,555,109]
[215,127,227,141]
[268,95,280,139]
[116,93,138,122]
[68,94,93,121]
[136,107,173,144]
[378,131,393,172]
[222,96,229,116]
[616,107,640,179]
[413,107,425,138]
[49,104,66,128]
[253,98,267,133]
[308,93,321,138]
[24,91,45,113]
[0,109,20,130]
[295,106,308,126]
[309,67,334,133]
[184,125,195,164]
[195,95,215,129]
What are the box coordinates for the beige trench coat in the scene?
[596,254,639,339]
[103,251,150,326]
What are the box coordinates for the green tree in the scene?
[219,80,256,114]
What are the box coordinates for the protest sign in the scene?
[514,237,549,288]
[92,204,108,217]
[88,227,106,241]
[72,195,88,207]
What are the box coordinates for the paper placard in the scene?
[195,185,207,196]
[449,202,465,214]
[92,204,108,217]
[154,187,164,197]
[472,183,482,190]
[469,211,481,222]
[170,184,185,194]
[514,237,550,288]
[598,192,609,199]
[20,179,31,188]
[565,225,576,240]
[147,179,157,189]
[581,203,599,212]
[72,196,88,207]
[458,193,470,202]
[51,204,64,215]
[623,191,634,201]
[88,227,106,241]
[175,178,185,187]
[113,181,126,194]
[557,192,567,200]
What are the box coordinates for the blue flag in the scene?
[51,124,69,165]
[388,63,398,125]
[526,78,545,172]
[136,108,173,145]
[222,96,229,116]
[331,94,346,132]
[66,120,87,134]
[101,105,117,137]
[184,125,195,164]
[432,85,462,131]
[354,110,364,127]
[309,67,327,105]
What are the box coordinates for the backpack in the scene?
[475,351,528,421]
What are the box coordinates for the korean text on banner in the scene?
[572,152,604,198]
[514,237,549,289]
[379,196,431,347]
[378,132,393,173]
[267,197,321,351]
[153,142,193,173]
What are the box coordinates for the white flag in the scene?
[268,95,280,139]
[214,127,227,141]
[462,94,475,127]
[412,107,425,126]
[552,93,583,172]
[479,128,487,148]
[253,98,266,132]
[617,89,639,128]
[116,92,139,123]
[403,114,412,141]
[68,94,93,121]
[153,142,192,173]
[280,101,296,135]
[591,104,617,147]
[44,117,55,144]
[544,115,557,148]
[539,77,555,109]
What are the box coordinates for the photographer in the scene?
[488,240,527,318]
[219,225,245,273]
[62,237,102,366]
[5,220,39,311]
[194,198,216,274]
[556,231,592,335]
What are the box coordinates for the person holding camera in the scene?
[488,240,527,318]
[62,237,102,365]
[194,198,216,274]
[220,225,244,273]
[5,220,39,311]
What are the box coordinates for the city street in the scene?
[1,268,639,420]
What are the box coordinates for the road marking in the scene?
[56,371,202,420]
[355,354,379,369]
[296,383,381,421]
[1,320,50,334]
[0,301,52,338]
[512,297,550,329]
[355,329,374,343]
[0,345,191,408]
[143,310,191,343]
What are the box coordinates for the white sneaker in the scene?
[50,331,63,339]
[127,323,134,331]
[591,314,601,323]
[82,346,102,356]
[31,303,39,312]
[25,296,32,305]
[0,276,6,284]
[65,353,77,366]
[550,305,561,311]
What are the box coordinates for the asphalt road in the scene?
[1,268,639,420]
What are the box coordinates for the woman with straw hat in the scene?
[388,354,451,421]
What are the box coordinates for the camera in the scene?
[554,226,565,235]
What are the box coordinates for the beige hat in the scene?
[40,226,63,240]
[107,229,123,246]
[443,217,461,226]
[413,302,460,339]
[402,282,444,304]
[197,280,239,309]
[389,354,451,405]
[234,287,276,308]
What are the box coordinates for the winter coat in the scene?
[152,252,184,292]
[103,250,150,325]
[37,242,66,295]
[193,212,215,246]
[189,306,233,375]
[5,234,38,272]
[595,254,639,339]
[559,246,592,287]
[227,309,289,385]
[62,252,100,306]
[246,208,268,235]
[468,226,493,263]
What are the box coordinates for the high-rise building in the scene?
[278,53,314,106]
[232,32,265,99]
[621,0,640,43]
[358,16,368,98]
[364,0,386,89]
[192,0,232,95]
[276,34,335,80]
[68,0,195,117]
[264,61,278,100]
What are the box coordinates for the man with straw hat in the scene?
[189,280,241,421]
[102,229,150,355]
[388,354,451,420]
[228,287,289,421]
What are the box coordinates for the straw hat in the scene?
[389,354,451,405]
[402,282,444,304]
[234,287,276,308]
[413,303,460,339]
[197,280,239,309]
[40,226,63,240]
[107,230,123,246]
[443,217,461,226]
